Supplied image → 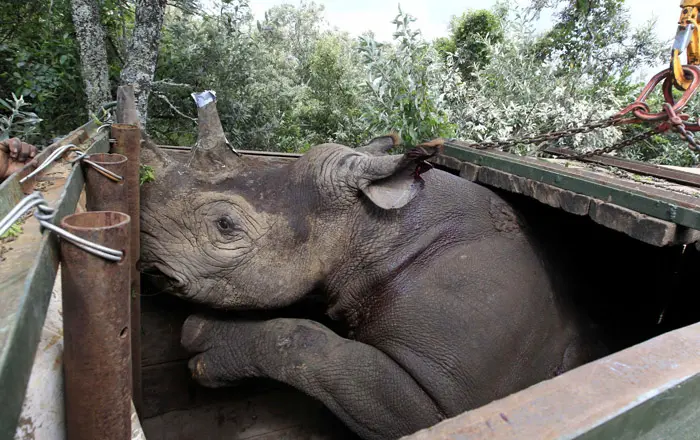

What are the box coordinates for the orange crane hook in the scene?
[672,0,700,90]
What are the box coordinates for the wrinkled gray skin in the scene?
[139,135,602,440]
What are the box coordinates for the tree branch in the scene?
[152,92,197,122]
[151,80,195,90]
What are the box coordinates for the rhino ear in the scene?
[358,140,443,210]
[355,132,400,156]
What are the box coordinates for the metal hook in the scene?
[0,193,123,262]
[20,144,81,183]
[69,152,124,183]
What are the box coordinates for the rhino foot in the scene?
[180,315,444,440]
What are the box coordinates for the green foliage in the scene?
[441,9,626,155]
[531,0,665,83]
[139,164,156,185]
[0,0,88,144]
[150,1,369,152]
[437,8,505,79]
[1,0,696,166]
[0,93,43,141]
[0,0,137,144]
[525,0,695,165]
[0,222,23,240]
[440,2,697,166]
[358,8,455,147]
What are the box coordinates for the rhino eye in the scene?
[216,216,235,233]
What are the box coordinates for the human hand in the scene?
[0,138,39,180]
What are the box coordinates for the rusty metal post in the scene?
[83,153,128,213]
[60,211,131,440]
[110,123,142,414]
[116,85,139,126]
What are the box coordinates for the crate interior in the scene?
[139,167,700,440]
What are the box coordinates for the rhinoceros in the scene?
[138,131,605,440]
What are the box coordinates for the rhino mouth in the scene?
[139,261,187,295]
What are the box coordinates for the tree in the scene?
[440,6,626,156]
[0,0,87,143]
[150,1,369,152]
[530,0,665,85]
[435,8,505,79]
[257,1,326,82]
[70,0,112,116]
[120,0,169,126]
[359,8,455,146]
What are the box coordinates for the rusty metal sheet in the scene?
[402,322,700,440]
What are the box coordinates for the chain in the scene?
[455,65,700,159]
[458,117,625,152]
[457,113,687,160]
[660,102,700,152]
[557,128,659,159]
[674,124,699,151]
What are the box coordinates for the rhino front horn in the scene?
[190,90,241,170]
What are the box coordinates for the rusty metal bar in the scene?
[83,153,128,213]
[60,211,131,440]
[543,146,700,188]
[110,123,143,415]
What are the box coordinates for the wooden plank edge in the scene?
[0,134,109,438]
[401,321,700,440]
[477,165,696,247]
[432,155,692,246]
[447,144,700,209]
[543,146,700,189]
[442,144,700,231]
[157,144,303,158]
[433,151,700,246]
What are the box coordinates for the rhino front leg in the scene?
[181,315,445,440]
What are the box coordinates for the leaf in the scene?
[15,117,42,124]
[59,55,68,65]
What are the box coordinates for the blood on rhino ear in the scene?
[357,139,444,210]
